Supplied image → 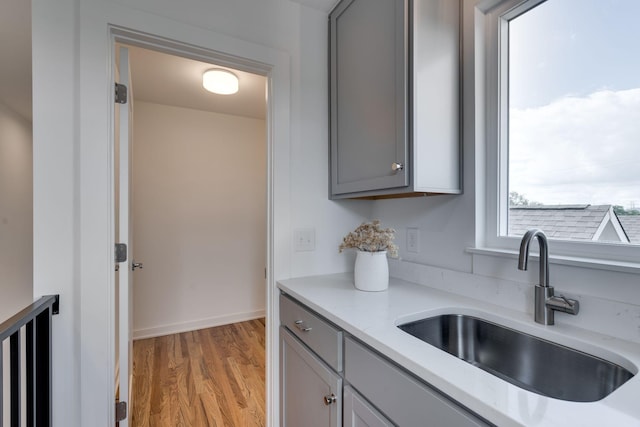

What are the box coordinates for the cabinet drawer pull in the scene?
[294,320,312,332]
[323,393,337,405]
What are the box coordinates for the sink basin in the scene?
[398,314,634,402]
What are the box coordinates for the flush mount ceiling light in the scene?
[202,69,239,95]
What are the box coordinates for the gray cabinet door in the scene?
[343,386,394,427]
[280,327,342,427]
[330,0,408,197]
[345,338,491,427]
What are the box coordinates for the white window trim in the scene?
[479,0,640,266]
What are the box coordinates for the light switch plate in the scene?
[294,228,316,251]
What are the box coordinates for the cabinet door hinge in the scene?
[115,400,127,422]
[115,83,128,104]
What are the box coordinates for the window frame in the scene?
[482,0,640,264]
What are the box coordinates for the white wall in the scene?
[32,0,80,425]
[0,101,33,322]
[0,101,33,427]
[132,101,267,338]
[287,4,371,276]
[32,0,369,425]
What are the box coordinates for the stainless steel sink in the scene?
[398,314,634,402]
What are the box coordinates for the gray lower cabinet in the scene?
[343,386,394,427]
[344,337,491,427]
[280,327,342,427]
[329,0,461,199]
[280,292,491,426]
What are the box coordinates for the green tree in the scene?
[613,205,640,215]
[509,191,541,207]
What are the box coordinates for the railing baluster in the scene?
[10,331,20,427]
[1,344,3,424]
[0,295,58,427]
[36,307,52,426]
[27,321,35,427]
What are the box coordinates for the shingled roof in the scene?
[618,216,640,243]
[509,205,629,242]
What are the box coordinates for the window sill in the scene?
[467,247,640,275]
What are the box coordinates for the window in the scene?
[484,0,640,262]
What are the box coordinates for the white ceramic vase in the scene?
[354,250,389,292]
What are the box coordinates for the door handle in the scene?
[132,262,143,271]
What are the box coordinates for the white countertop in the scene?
[277,273,640,427]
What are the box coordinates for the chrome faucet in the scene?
[518,229,579,325]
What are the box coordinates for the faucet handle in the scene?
[558,294,572,306]
[546,294,580,316]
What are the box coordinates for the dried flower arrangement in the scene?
[339,220,398,258]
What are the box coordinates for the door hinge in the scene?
[115,400,127,422]
[115,83,128,104]
[115,243,127,263]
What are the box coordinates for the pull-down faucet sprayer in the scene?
[518,229,579,325]
[518,229,549,287]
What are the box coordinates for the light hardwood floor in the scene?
[131,319,266,427]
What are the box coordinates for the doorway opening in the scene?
[114,41,269,426]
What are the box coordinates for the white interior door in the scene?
[116,45,134,427]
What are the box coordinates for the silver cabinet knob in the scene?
[323,394,337,405]
[132,262,144,271]
[392,162,404,172]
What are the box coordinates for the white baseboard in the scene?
[132,309,266,340]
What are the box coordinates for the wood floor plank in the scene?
[131,338,154,427]
[131,319,265,427]
[199,388,224,426]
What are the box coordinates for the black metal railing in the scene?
[0,295,59,427]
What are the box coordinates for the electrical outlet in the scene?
[407,228,420,253]
[294,228,316,251]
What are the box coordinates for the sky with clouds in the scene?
[507,0,640,209]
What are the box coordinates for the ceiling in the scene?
[127,45,267,120]
[0,0,336,123]
[0,0,267,123]
[0,0,32,121]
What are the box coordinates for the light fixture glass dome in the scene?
[202,69,239,95]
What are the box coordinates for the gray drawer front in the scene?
[280,294,343,372]
[345,337,491,427]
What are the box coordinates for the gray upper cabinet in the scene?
[330,0,408,197]
[330,0,461,199]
